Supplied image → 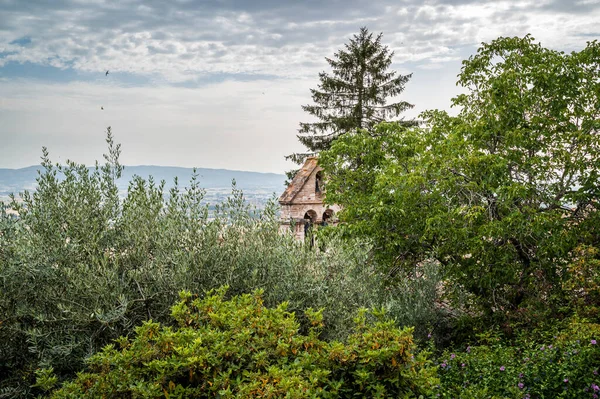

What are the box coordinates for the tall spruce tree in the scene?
[287,27,414,165]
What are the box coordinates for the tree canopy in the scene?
[287,27,414,165]
[320,35,600,317]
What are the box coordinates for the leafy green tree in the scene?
[319,123,431,270]
[287,27,414,167]
[320,35,600,318]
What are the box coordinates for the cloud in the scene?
[0,0,599,173]
[0,0,597,83]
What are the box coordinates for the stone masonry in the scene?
[278,157,340,240]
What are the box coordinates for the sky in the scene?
[1,0,599,173]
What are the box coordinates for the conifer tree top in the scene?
[288,27,414,165]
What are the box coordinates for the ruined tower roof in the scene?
[278,157,319,205]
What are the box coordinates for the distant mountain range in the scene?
[0,165,286,207]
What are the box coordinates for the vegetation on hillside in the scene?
[1,33,599,398]
[0,130,443,398]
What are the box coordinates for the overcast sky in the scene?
[1,0,599,173]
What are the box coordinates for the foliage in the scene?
[7,32,600,398]
[287,26,414,168]
[0,128,444,397]
[40,287,438,399]
[563,246,600,321]
[318,123,425,265]
[435,320,600,398]
[320,35,600,318]
[316,227,450,342]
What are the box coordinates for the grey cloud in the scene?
[541,0,600,14]
[429,0,494,5]
[0,0,598,81]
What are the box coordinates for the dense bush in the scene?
[0,130,445,398]
[38,287,438,398]
[435,320,600,398]
[563,246,600,322]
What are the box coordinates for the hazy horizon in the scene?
[0,164,287,209]
[0,163,286,176]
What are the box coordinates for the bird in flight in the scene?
[105,70,109,76]
[101,106,104,110]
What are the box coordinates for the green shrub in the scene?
[1,130,444,397]
[435,320,600,398]
[40,287,438,398]
[381,259,454,343]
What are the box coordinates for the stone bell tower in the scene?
[278,157,340,240]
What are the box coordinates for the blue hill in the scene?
[0,165,286,207]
